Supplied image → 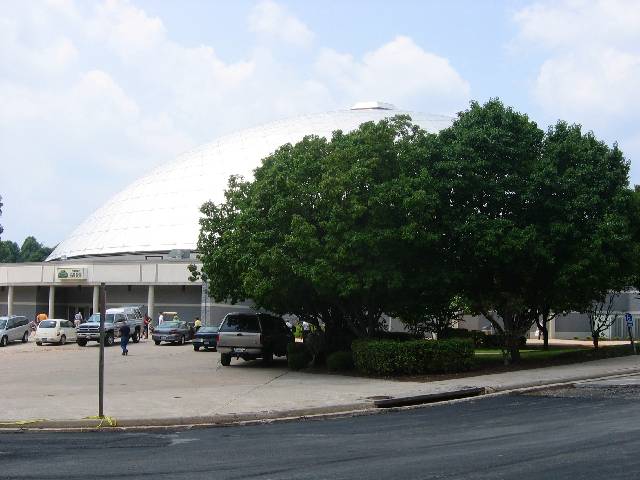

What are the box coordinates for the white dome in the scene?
[48,106,453,260]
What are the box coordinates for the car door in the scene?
[63,321,76,341]
[18,318,28,340]
[6,318,17,342]
[114,314,127,337]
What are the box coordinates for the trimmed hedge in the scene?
[326,351,354,372]
[351,338,475,376]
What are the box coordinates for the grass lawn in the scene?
[473,343,638,369]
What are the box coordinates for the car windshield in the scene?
[0,319,6,329]
[158,321,181,328]
[87,313,116,323]
[198,327,218,333]
[220,315,260,333]
[39,320,57,329]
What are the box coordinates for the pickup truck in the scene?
[76,307,143,347]
[217,312,292,366]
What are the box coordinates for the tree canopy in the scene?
[194,99,635,362]
[0,237,54,263]
[196,116,453,341]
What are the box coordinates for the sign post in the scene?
[624,313,637,355]
[99,283,106,418]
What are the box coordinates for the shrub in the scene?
[441,328,486,347]
[479,334,526,349]
[287,342,307,355]
[288,352,311,370]
[287,342,311,370]
[351,338,475,376]
[372,331,421,342]
[326,351,354,372]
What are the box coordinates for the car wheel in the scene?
[220,353,231,366]
[154,340,161,346]
[0,336,7,347]
[22,331,29,343]
[36,341,43,346]
[132,330,140,343]
[59,335,66,345]
[105,333,115,347]
[194,345,200,351]
[179,335,185,345]
[77,339,87,347]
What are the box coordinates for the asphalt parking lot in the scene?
[0,334,430,423]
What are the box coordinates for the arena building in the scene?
[0,103,453,326]
[2,101,636,340]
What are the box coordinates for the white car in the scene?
[36,319,77,345]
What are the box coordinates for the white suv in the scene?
[0,316,30,347]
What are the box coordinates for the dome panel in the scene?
[48,107,453,260]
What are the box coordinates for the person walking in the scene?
[120,322,131,356]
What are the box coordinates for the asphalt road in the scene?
[2,391,640,480]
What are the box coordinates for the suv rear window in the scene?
[220,315,261,333]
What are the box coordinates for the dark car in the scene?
[152,321,193,345]
[192,326,219,351]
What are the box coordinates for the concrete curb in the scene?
[372,387,485,408]
[2,368,640,432]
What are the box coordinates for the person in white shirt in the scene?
[74,311,83,327]
[158,313,164,325]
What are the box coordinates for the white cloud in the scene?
[0,0,469,245]
[513,0,640,122]
[315,36,470,114]
[248,0,314,47]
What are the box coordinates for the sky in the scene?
[1,0,640,247]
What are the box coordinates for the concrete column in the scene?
[147,285,155,322]
[48,286,55,319]
[548,315,556,340]
[7,285,14,316]
[92,285,99,315]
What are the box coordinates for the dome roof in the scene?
[48,105,453,261]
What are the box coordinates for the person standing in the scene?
[143,314,150,339]
[74,310,83,328]
[194,317,202,332]
[120,322,131,356]
[158,312,164,325]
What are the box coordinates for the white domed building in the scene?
[1,103,453,324]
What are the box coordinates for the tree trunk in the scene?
[593,335,599,350]
[542,324,549,351]
[509,344,521,363]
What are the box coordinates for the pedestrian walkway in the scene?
[1,340,639,427]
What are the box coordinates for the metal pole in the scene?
[99,283,106,418]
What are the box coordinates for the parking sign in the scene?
[625,313,634,328]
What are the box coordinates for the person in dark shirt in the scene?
[120,323,131,356]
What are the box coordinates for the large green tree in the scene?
[195,117,450,342]
[529,122,634,349]
[434,100,634,362]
